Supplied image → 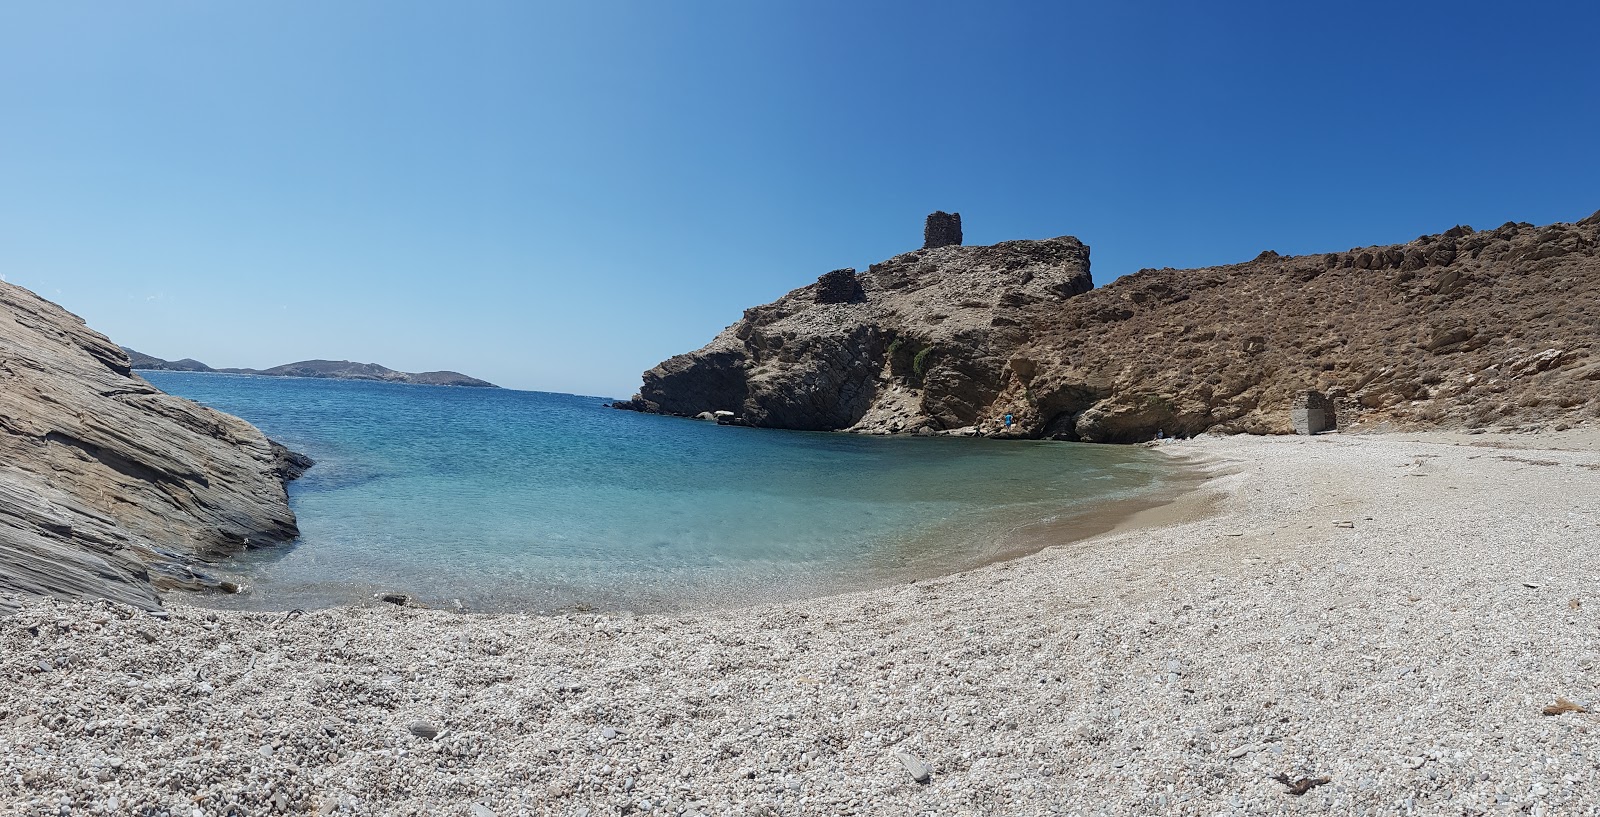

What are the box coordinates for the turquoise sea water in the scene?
[143,372,1170,612]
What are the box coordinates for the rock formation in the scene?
[2,281,307,613]
[923,211,963,249]
[814,269,866,304]
[626,231,1093,431]
[124,349,497,388]
[625,210,1600,442]
[121,347,213,372]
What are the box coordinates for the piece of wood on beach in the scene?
[1272,774,1332,796]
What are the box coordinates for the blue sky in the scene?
[3,2,1597,397]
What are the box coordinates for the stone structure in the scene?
[1291,390,1334,435]
[814,268,866,304]
[923,211,963,249]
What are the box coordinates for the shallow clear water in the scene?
[144,372,1171,612]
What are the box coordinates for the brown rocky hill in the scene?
[1,280,306,613]
[624,211,1600,442]
[630,234,1092,431]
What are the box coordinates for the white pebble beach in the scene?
[3,430,1598,816]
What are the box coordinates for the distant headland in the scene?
[122,348,497,388]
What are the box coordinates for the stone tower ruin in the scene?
[923,211,963,249]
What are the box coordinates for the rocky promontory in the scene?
[122,350,497,388]
[633,223,1092,432]
[1,282,307,613]
[624,210,1600,441]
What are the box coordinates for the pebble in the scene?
[894,751,932,783]
[407,720,439,739]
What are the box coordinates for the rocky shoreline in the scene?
[0,280,309,615]
[3,429,1597,814]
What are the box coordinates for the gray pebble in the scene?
[894,751,932,784]
[407,720,439,739]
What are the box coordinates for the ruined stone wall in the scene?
[1291,390,1333,434]
[1327,389,1360,432]
[924,212,963,249]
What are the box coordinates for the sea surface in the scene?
[143,372,1173,613]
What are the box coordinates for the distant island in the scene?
[122,348,497,388]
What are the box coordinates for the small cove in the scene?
[144,372,1182,613]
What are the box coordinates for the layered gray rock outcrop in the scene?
[631,230,1093,432]
[1,280,304,613]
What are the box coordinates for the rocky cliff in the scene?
[626,211,1600,442]
[631,235,1092,432]
[1,281,305,614]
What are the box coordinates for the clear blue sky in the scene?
[3,2,1597,397]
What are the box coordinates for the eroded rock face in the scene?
[635,235,1093,432]
[631,210,1600,442]
[0,280,304,613]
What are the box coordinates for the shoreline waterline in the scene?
[179,445,1221,616]
[12,431,1598,814]
[137,371,1190,616]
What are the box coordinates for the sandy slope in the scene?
[2,431,1599,816]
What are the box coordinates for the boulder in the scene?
[0,280,305,613]
[814,268,865,304]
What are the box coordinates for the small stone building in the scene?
[1291,390,1335,435]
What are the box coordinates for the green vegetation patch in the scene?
[912,347,936,379]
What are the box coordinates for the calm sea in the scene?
[143,372,1171,613]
